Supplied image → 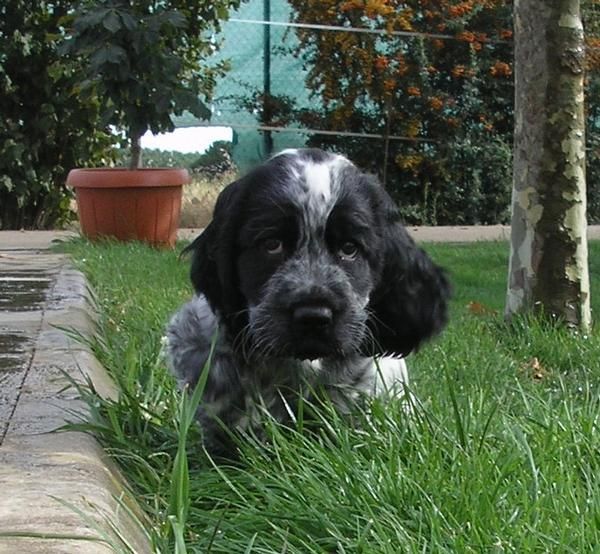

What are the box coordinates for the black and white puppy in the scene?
[166,148,450,454]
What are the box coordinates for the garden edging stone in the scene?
[0,232,151,553]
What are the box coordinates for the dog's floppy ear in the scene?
[367,192,451,357]
[183,176,248,321]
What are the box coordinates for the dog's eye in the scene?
[262,238,283,255]
[338,241,359,260]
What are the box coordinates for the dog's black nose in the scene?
[292,304,333,327]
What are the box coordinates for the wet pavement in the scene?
[0,232,151,553]
[0,253,64,445]
[0,274,51,311]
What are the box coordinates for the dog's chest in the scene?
[226,356,391,433]
[232,358,322,431]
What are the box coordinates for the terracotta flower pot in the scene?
[67,168,190,248]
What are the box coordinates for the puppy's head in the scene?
[186,148,450,360]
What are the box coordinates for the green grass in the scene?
[58,238,600,553]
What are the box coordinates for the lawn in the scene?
[59,238,600,553]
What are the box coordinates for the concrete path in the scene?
[179,224,600,243]
[0,233,151,553]
[6,225,600,247]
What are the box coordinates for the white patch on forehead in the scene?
[303,161,332,204]
[304,154,349,201]
[274,148,299,158]
[289,154,351,231]
[271,151,355,237]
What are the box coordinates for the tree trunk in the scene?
[129,132,143,169]
[506,0,591,330]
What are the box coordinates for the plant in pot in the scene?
[62,0,240,247]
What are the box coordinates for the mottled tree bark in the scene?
[506,0,591,330]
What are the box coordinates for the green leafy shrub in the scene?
[588,146,600,224]
[190,140,234,175]
[114,148,204,170]
[586,34,600,224]
[112,141,235,174]
[240,0,600,225]
[61,0,240,169]
[0,1,115,229]
[271,0,515,225]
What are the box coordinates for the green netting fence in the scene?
[175,0,600,225]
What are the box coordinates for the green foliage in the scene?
[61,0,240,168]
[271,0,515,225]
[112,141,234,174]
[586,57,600,224]
[0,0,115,229]
[241,1,600,225]
[114,148,204,170]
[588,146,600,224]
[190,140,234,174]
[430,131,513,224]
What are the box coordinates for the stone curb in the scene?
[0,249,152,553]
